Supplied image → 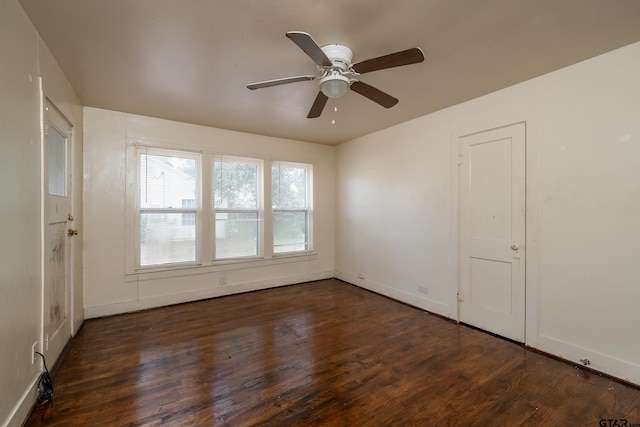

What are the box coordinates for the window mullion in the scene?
[264,162,273,259]
[201,153,213,265]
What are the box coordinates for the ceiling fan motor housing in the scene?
[321,44,353,71]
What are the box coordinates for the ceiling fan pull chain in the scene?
[331,99,336,125]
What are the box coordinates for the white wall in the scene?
[83,108,335,318]
[0,1,83,426]
[336,41,640,385]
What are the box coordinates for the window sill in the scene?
[125,251,317,283]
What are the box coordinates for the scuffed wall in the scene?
[0,1,83,425]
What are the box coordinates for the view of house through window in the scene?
[134,147,312,269]
[137,149,198,267]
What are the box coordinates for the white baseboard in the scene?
[4,374,38,427]
[85,271,334,319]
[335,271,451,318]
[528,332,640,386]
[73,308,84,336]
[336,271,640,387]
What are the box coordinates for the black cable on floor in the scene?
[34,352,53,405]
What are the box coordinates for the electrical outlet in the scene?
[219,275,228,285]
[418,286,429,294]
[31,342,38,364]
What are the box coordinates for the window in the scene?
[214,156,262,259]
[136,148,198,267]
[272,161,312,254]
[129,145,313,272]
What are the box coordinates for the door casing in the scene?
[449,110,540,346]
[458,122,526,342]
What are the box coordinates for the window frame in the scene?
[271,161,313,255]
[212,155,264,261]
[134,146,201,269]
[125,142,316,277]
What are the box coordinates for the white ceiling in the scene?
[19,0,640,145]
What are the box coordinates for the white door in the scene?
[44,101,74,364]
[458,122,526,342]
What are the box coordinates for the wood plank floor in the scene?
[26,279,640,426]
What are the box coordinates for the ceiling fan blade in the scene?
[247,75,317,90]
[352,47,424,74]
[350,81,398,108]
[307,91,328,118]
[286,31,332,67]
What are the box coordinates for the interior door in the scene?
[458,122,526,342]
[44,101,74,364]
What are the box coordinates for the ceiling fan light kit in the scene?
[320,73,350,98]
[318,44,353,99]
[247,31,425,118]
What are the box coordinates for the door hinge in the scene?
[457,153,464,166]
[44,124,48,137]
[457,291,463,302]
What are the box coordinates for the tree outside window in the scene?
[214,157,262,259]
[272,162,312,254]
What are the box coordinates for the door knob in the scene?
[67,229,79,237]
[511,243,520,251]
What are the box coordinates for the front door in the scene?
[458,122,526,342]
[43,101,74,364]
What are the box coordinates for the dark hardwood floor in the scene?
[26,279,640,426]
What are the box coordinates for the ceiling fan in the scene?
[247,31,425,118]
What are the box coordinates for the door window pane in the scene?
[48,125,66,196]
